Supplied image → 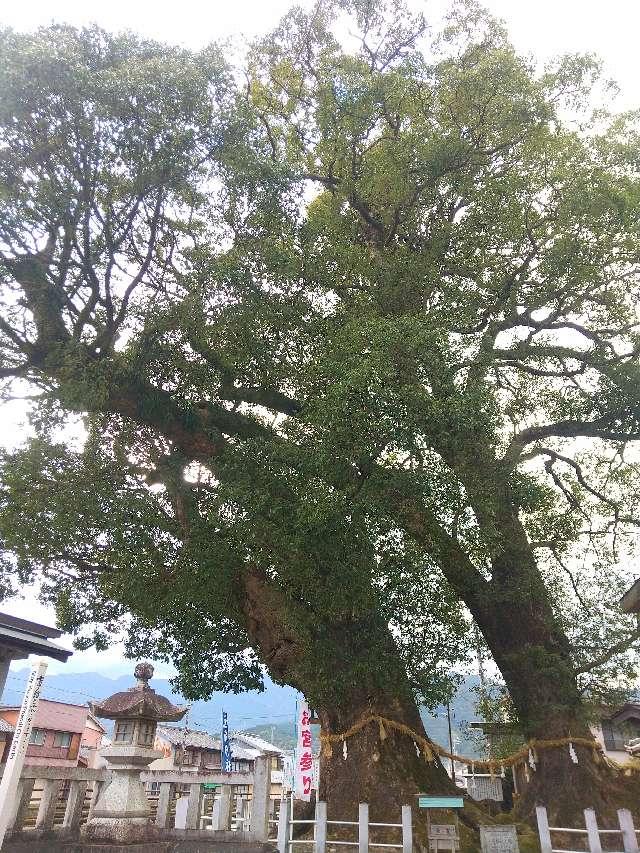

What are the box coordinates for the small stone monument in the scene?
[479,825,520,853]
[82,662,188,844]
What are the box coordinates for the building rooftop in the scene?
[609,703,640,727]
[231,731,284,755]
[157,725,258,761]
[0,612,63,639]
[0,612,72,663]
[157,725,222,751]
[0,697,90,734]
[0,718,14,734]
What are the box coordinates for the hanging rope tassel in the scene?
[378,719,387,742]
[414,741,421,757]
[500,764,506,778]
[342,738,348,760]
[422,741,434,763]
[528,748,536,772]
[524,762,530,783]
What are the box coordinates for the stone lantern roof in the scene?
[90,662,188,722]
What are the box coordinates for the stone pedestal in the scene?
[82,745,162,844]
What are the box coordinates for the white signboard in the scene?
[480,825,519,853]
[294,701,313,801]
[281,754,294,792]
[0,659,48,847]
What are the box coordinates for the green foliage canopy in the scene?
[1,2,640,716]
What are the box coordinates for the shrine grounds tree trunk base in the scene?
[467,543,640,828]
[317,695,489,848]
[513,745,640,827]
[242,569,492,840]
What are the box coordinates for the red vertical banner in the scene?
[295,701,313,801]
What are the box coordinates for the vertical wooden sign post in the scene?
[0,658,47,849]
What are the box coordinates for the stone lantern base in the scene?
[81,818,164,845]
[75,844,171,853]
[81,745,164,845]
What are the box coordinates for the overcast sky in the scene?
[1,0,639,676]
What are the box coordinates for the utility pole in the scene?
[446,703,455,779]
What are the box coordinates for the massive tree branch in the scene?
[575,628,640,675]
[503,417,640,470]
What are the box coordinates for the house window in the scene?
[138,722,155,746]
[182,748,194,765]
[29,728,45,745]
[53,731,73,748]
[114,721,134,743]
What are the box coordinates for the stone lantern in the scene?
[83,661,187,844]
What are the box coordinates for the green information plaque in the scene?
[418,796,464,809]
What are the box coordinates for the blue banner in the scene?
[221,710,232,772]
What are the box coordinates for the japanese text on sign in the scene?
[294,702,313,801]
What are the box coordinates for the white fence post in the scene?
[62,779,88,830]
[584,808,603,853]
[536,805,553,853]
[359,802,369,853]
[618,809,639,853]
[316,801,327,853]
[277,796,290,853]
[401,805,412,853]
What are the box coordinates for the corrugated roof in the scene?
[156,725,256,761]
[231,745,261,761]
[231,731,284,755]
[157,725,221,751]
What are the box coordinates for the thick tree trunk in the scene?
[317,681,457,820]
[421,461,640,825]
[474,564,640,825]
[241,567,483,839]
[316,684,471,849]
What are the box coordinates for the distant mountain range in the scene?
[3,668,483,758]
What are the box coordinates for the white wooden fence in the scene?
[277,800,413,852]
[536,805,640,853]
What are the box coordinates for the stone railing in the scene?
[2,754,274,843]
[6,765,108,837]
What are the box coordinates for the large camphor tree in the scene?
[1,0,640,826]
